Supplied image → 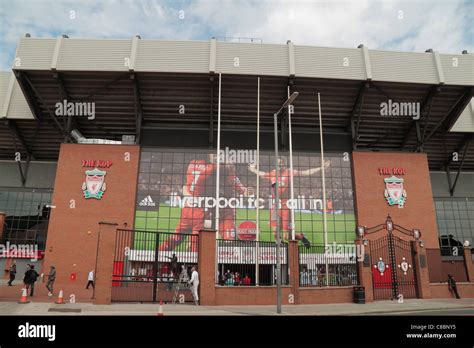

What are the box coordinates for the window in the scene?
[0,188,52,250]
[135,149,356,245]
[435,197,474,256]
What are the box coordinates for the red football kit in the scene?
[261,168,311,244]
[160,160,246,251]
[263,168,300,234]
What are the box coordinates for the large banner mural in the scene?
[135,148,355,248]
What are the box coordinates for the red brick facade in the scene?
[41,144,140,301]
[3,146,472,305]
[352,152,439,247]
[198,227,354,306]
[351,151,474,300]
[0,212,6,279]
[0,212,5,242]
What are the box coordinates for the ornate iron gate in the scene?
[111,229,198,303]
[359,215,421,301]
[370,232,418,300]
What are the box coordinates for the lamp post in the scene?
[273,91,299,314]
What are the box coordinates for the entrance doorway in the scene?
[110,229,198,303]
[361,215,420,301]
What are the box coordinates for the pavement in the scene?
[0,280,96,304]
[0,298,473,316]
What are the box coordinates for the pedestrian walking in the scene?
[86,270,95,289]
[188,266,199,306]
[23,265,39,297]
[7,260,16,286]
[45,265,56,296]
[448,274,460,299]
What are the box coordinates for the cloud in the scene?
[189,0,472,52]
[0,0,472,70]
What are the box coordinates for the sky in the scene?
[0,0,473,70]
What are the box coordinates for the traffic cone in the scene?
[55,289,65,304]
[157,300,164,316]
[18,288,30,304]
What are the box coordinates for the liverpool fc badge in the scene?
[375,258,388,276]
[398,257,412,276]
[384,175,407,208]
[82,167,107,199]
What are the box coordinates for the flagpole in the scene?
[215,72,222,283]
[255,77,260,286]
[288,86,296,241]
[317,93,329,287]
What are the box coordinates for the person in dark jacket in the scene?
[46,266,56,296]
[24,265,39,297]
[448,274,460,299]
[7,260,16,286]
[22,265,30,286]
[165,254,178,278]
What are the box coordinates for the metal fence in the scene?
[298,244,358,287]
[111,229,198,303]
[216,239,289,286]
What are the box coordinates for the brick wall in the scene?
[0,212,5,242]
[42,144,140,301]
[352,151,439,248]
[214,286,295,305]
[426,248,468,282]
[430,282,474,298]
[298,287,353,304]
[352,152,441,298]
[198,229,354,305]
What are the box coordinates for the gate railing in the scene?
[215,239,289,286]
[298,244,358,287]
[356,214,421,240]
[111,229,198,303]
[358,215,421,300]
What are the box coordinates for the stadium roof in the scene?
[0,36,473,173]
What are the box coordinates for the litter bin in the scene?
[353,286,365,304]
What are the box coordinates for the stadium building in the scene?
[0,36,473,305]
